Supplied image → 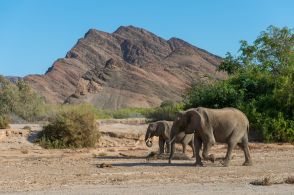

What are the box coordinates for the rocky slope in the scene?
[25,26,225,109]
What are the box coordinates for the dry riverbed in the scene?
[0,120,293,194]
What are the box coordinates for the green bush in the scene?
[0,115,10,129]
[43,104,145,120]
[260,113,294,142]
[146,101,183,121]
[94,109,112,119]
[43,104,108,121]
[159,100,175,108]
[14,81,45,121]
[111,107,152,119]
[0,77,45,122]
[184,81,242,109]
[183,26,294,142]
[38,105,100,149]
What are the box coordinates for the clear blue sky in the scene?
[0,0,293,76]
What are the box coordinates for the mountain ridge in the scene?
[24,25,226,109]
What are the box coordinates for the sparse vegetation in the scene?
[111,107,153,119]
[250,177,276,186]
[145,100,184,121]
[0,115,10,129]
[285,176,294,184]
[250,176,294,186]
[97,152,107,157]
[43,105,152,120]
[184,26,294,142]
[20,149,29,154]
[38,105,100,149]
[0,77,45,122]
[22,126,32,131]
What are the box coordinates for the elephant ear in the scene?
[155,122,166,137]
[185,110,202,134]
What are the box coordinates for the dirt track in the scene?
[0,120,293,194]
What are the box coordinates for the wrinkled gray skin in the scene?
[169,107,252,167]
[145,121,195,156]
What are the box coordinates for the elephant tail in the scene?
[247,123,250,133]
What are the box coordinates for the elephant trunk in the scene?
[145,132,153,147]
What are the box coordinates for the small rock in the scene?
[97,163,112,168]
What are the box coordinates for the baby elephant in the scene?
[145,120,195,156]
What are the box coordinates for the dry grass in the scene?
[22,126,32,131]
[284,176,294,184]
[0,115,10,129]
[107,148,116,152]
[250,176,294,186]
[97,152,107,157]
[21,149,29,154]
[250,177,273,186]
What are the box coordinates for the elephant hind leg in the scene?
[189,141,196,158]
[222,141,237,167]
[158,136,165,154]
[194,136,203,166]
[223,129,249,167]
[165,141,170,153]
[182,144,186,154]
[238,134,253,166]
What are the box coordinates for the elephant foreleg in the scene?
[189,140,196,158]
[168,142,175,164]
[194,136,203,166]
[202,140,215,163]
[159,136,165,154]
[165,141,170,153]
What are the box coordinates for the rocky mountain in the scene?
[25,25,225,109]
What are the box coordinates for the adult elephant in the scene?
[168,107,252,167]
[145,121,195,157]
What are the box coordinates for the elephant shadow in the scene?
[110,162,194,167]
[95,153,227,167]
[95,155,195,167]
[95,156,145,160]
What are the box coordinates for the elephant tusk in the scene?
[168,136,176,144]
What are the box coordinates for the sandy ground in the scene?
[0,120,293,194]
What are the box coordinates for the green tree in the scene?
[15,80,45,121]
[0,76,45,121]
[217,52,242,74]
[0,76,19,114]
[218,26,293,75]
[185,26,294,142]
